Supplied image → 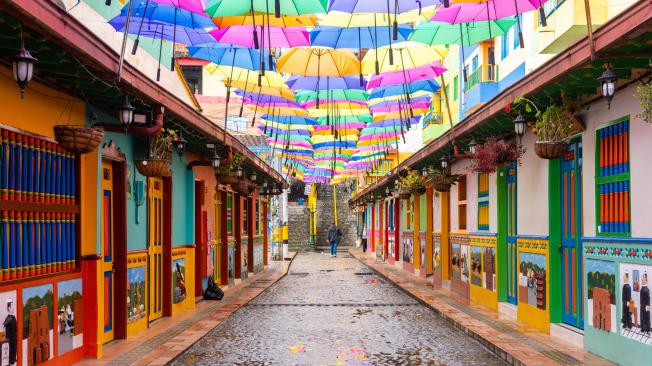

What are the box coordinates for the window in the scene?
[513,16,523,50]
[227,192,233,236]
[453,75,458,101]
[458,175,467,230]
[0,127,79,279]
[501,34,509,60]
[472,55,478,72]
[388,200,394,230]
[180,65,202,94]
[596,118,630,236]
[478,173,489,231]
[243,198,249,236]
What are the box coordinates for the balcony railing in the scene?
[464,64,499,91]
[540,0,567,25]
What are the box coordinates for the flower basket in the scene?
[397,188,411,199]
[216,173,240,185]
[433,181,452,192]
[54,125,104,154]
[534,141,568,159]
[469,137,525,174]
[635,83,652,124]
[411,186,426,195]
[233,181,255,196]
[135,159,170,177]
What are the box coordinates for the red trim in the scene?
[176,58,210,66]
[194,180,205,297]
[394,199,400,262]
[162,177,173,317]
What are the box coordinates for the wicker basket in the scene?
[411,187,426,195]
[54,125,104,154]
[433,182,452,192]
[534,141,568,160]
[135,159,171,177]
[217,173,240,185]
[233,181,255,196]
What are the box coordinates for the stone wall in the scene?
[315,184,357,252]
[288,202,311,252]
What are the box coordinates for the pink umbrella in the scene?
[210,26,310,48]
[431,0,547,24]
[301,99,368,109]
[155,0,207,15]
[367,62,446,89]
[370,101,431,113]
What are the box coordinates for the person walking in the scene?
[327,222,339,257]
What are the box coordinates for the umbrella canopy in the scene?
[213,15,318,27]
[205,0,328,17]
[410,18,516,46]
[121,2,214,29]
[226,80,295,99]
[309,25,412,49]
[302,99,367,109]
[276,48,360,77]
[318,9,435,27]
[366,62,446,88]
[295,89,369,102]
[328,0,440,13]
[368,79,439,99]
[251,106,309,116]
[362,42,447,74]
[286,76,367,91]
[154,0,208,15]
[109,17,215,45]
[431,0,548,23]
[188,45,273,70]
[210,25,310,48]
[236,90,296,102]
[207,65,286,85]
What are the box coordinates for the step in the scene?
[550,323,584,348]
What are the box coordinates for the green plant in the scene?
[635,82,652,124]
[425,168,460,187]
[533,105,575,142]
[216,152,246,175]
[150,128,177,160]
[397,169,425,190]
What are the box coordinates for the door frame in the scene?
[100,143,127,340]
[194,180,206,297]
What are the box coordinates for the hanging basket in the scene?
[433,182,452,192]
[397,188,411,199]
[411,186,426,195]
[217,173,240,185]
[233,181,255,196]
[54,125,104,154]
[534,141,568,160]
[135,159,170,177]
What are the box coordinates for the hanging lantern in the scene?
[11,45,37,99]
[421,167,429,177]
[175,133,187,157]
[236,166,243,177]
[598,66,617,109]
[250,173,257,182]
[211,150,221,168]
[439,155,449,170]
[118,97,135,130]
[513,114,527,140]
[468,138,478,155]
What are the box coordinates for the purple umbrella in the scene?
[109,17,215,45]
[209,25,310,48]
[286,76,367,91]
[367,62,446,89]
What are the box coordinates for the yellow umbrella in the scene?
[362,42,448,74]
[276,48,360,77]
[213,15,318,27]
[225,79,295,100]
[318,9,436,27]
[312,128,360,136]
[308,108,370,117]
[249,105,309,117]
[208,64,287,86]
[305,102,368,110]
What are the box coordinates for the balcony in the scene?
[464,64,499,91]
[462,64,500,116]
[537,0,608,54]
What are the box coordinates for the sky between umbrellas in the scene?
[107,0,548,184]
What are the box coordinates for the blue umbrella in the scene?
[121,2,214,29]
[109,17,215,45]
[188,46,273,71]
[286,75,367,91]
[261,115,317,125]
[259,126,312,136]
[309,25,412,49]
[369,79,439,99]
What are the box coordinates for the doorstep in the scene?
[350,248,612,366]
[77,253,295,366]
[550,323,584,349]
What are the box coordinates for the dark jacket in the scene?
[327,225,338,243]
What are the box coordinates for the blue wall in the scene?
[171,153,195,246]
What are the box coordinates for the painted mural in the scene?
[57,279,83,355]
[388,236,395,258]
[470,246,482,287]
[172,258,187,304]
[420,239,426,269]
[433,239,441,273]
[586,259,616,333]
[22,284,54,365]
[402,237,414,264]
[518,253,546,310]
[483,247,496,291]
[0,291,17,366]
[451,243,469,283]
[620,263,652,344]
[127,267,146,325]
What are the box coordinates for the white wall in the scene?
[450,159,473,232]
[576,83,652,238]
[433,191,441,232]
[517,131,549,235]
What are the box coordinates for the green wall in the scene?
[496,166,507,302]
[171,153,195,246]
[548,159,562,323]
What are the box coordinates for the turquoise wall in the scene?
[171,153,195,246]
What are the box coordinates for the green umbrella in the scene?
[205,0,328,17]
[409,18,516,46]
[295,89,369,102]
[316,115,373,124]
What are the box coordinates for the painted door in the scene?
[148,177,164,321]
[506,162,518,305]
[101,161,115,343]
[215,191,222,284]
[561,141,583,329]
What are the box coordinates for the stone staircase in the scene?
[288,202,311,252]
[314,183,357,253]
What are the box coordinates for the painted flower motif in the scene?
[613,249,620,255]
[630,250,637,257]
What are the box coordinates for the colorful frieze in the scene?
[402,231,414,264]
[586,259,617,333]
[432,233,441,274]
[468,235,497,310]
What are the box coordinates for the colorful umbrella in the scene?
[368,79,439,99]
[409,18,516,46]
[210,25,310,48]
[109,17,215,45]
[276,48,361,77]
[295,89,369,102]
[366,62,446,89]
[205,0,328,17]
[188,45,273,71]
[121,2,214,28]
[309,25,412,49]
[431,0,547,24]
[212,15,317,27]
[286,76,367,91]
[362,42,447,74]
[154,0,208,15]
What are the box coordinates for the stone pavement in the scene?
[172,252,507,365]
[350,249,614,366]
[78,255,294,366]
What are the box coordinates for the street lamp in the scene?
[421,166,429,177]
[236,166,243,177]
[175,133,187,157]
[250,173,257,182]
[211,150,221,168]
[439,155,449,170]
[513,114,527,143]
[468,138,478,155]
[118,97,135,130]
[598,66,617,109]
[11,43,37,99]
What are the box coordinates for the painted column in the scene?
[441,191,451,280]
[413,193,421,271]
[496,167,507,302]
[370,202,376,253]
[263,200,268,266]
[426,187,434,274]
[384,200,389,260]
[394,198,400,262]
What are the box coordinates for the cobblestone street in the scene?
[171,253,506,365]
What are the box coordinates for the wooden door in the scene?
[561,141,583,328]
[148,177,164,321]
[506,162,518,305]
[101,161,115,343]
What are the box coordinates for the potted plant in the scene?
[397,168,425,197]
[425,168,460,192]
[469,137,525,174]
[135,129,175,177]
[635,82,652,124]
[216,152,245,185]
[54,124,104,154]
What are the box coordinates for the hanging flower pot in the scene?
[411,186,427,195]
[135,159,171,177]
[216,173,240,185]
[425,168,460,193]
[635,83,652,124]
[534,141,568,159]
[54,125,104,154]
[397,188,411,200]
[469,137,525,174]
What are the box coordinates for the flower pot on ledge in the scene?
[534,141,568,160]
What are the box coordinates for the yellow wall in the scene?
[516,238,550,333]
[172,247,196,315]
[469,236,498,311]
